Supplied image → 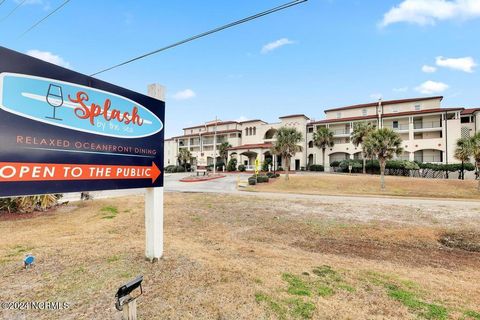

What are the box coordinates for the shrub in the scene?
[277,167,284,171]
[266,172,278,178]
[329,161,340,168]
[257,175,270,183]
[417,162,475,172]
[175,165,186,173]
[248,177,257,185]
[309,164,324,172]
[262,158,272,172]
[165,165,176,173]
[227,158,237,172]
[0,194,61,214]
[238,164,246,172]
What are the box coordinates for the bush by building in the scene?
[238,164,246,172]
[309,164,324,172]
[227,158,237,172]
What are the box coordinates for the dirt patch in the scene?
[1,193,479,319]
[250,174,480,200]
[439,230,480,252]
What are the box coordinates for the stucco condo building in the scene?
[164,96,480,171]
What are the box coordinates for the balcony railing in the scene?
[414,122,442,129]
[384,124,409,131]
[332,129,350,135]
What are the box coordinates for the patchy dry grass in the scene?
[0,193,479,319]
[249,174,480,200]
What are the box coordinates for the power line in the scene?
[19,0,71,38]
[0,0,7,7]
[0,0,27,23]
[90,0,307,77]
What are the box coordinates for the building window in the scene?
[461,116,472,124]
[253,127,256,135]
[362,109,367,116]
[336,112,341,119]
[308,127,313,133]
[308,141,314,148]
[415,104,421,111]
[393,121,399,129]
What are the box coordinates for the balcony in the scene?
[332,129,351,137]
[413,121,442,131]
[384,124,409,131]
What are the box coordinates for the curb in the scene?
[180,175,227,183]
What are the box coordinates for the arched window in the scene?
[245,128,249,136]
[253,127,256,135]
[308,141,313,148]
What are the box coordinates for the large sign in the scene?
[0,47,164,197]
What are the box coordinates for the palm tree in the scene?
[313,127,334,168]
[177,148,192,167]
[470,132,480,190]
[219,142,232,171]
[363,128,403,190]
[272,127,303,180]
[454,137,472,180]
[351,122,375,174]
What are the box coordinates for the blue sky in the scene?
[1,0,479,137]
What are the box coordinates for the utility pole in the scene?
[213,116,218,175]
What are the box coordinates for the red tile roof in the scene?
[310,115,378,125]
[324,96,444,112]
[382,108,463,118]
[170,129,241,140]
[228,143,273,151]
[183,121,239,130]
[461,108,480,115]
[279,114,310,120]
[238,119,267,124]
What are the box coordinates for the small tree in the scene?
[227,158,237,172]
[471,133,480,190]
[272,127,303,180]
[454,137,472,180]
[313,127,334,168]
[363,128,403,190]
[177,148,192,167]
[351,122,375,174]
[219,142,232,171]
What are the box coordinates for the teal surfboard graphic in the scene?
[0,73,163,138]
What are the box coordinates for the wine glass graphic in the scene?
[45,84,64,121]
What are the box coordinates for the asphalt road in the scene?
[61,172,480,209]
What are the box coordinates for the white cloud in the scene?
[380,0,480,27]
[415,80,449,94]
[261,38,295,54]
[172,89,196,100]
[370,93,383,100]
[393,87,409,92]
[422,65,437,73]
[26,50,70,68]
[235,116,249,122]
[435,56,477,72]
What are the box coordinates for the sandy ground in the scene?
[0,192,479,320]
[250,174,480,200]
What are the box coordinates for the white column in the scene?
[409,116,414,142]
[146,84,165,262]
